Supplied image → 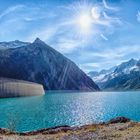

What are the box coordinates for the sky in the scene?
[0,0,140,72]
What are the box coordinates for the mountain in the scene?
[88,66,117,88]
[0,40,30,49]
[88,58,140,90]
[0,38,100,91]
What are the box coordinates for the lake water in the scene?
[0,91,140,132]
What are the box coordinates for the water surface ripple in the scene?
[0,91,140,132]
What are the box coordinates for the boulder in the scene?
[107,116,131,124]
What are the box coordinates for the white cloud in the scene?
[102,0,119,11]
[100,34,108,41]
[27,26,59,42]
[0,5,25,19]
[53,38,83,53]
[79,63,100,72]
[103,12,122,25]
[137,11,140,22]
[78,44,140,72]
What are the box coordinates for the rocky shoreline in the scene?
[0,117,140,139]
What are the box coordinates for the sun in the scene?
[67,1,101,38]
[77,14,92,32]
[75,6,100,36]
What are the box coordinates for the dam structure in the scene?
[0,78,45,98]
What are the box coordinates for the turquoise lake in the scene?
[1,91,140,132]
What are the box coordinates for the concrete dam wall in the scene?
[0,78,45,98]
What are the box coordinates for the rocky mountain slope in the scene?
[88,66,116,87]
[88,59,140,90]
[0,40,30,49]
[0,38,99,91]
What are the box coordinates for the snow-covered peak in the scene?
[88,59,140,89]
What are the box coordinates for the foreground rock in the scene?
[1,117,140,140]
[106,116,131,124]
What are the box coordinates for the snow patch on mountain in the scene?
[88,58,139,89]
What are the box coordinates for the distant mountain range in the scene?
[0,38,100,91]
[0,40,30,49]
[88,58,140,91]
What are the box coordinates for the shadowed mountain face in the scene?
[0,38,100,91]
[88,59,140,91]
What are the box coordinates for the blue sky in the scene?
[0,0,140,72]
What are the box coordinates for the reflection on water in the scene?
[0,91,140,132]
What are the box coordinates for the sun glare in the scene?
[78,14,92,31]
[68,1,101,38]
[91,7,100,20]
